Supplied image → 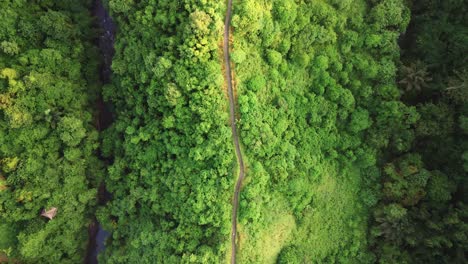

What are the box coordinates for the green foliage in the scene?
[0,0,465,263]
[371,155,467,263]
[398,61,432,92]
[231,0,415,262]
[108,0,134,13]
[277,245,303,264]
[266,49,282,66]
[370,0,410,32]
[0,224,16,252]
[98,1,234,263]
[0,1,102,262]
[0,41,19,56]
[247,75,266,92]
[58,116,87,147]
[349,108,371,133]
[368,1,468,262]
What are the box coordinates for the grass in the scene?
[235,163,370,263]
[237,194,296,263]
[288,165,370,263]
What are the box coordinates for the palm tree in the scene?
[399,61,432,92]
[445,70,467,103]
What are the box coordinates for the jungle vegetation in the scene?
[0,0,103,263]
[233,0,416,262]
[0,0,466,263]
[96,1,235,263]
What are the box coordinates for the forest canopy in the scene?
[96,1,234,263]
[0,0,102,263]
[0,0,466,263]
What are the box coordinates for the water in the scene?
[94,0,116,83]
[85,0,115,263]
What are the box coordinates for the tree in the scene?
[58,116,86,147]
[399,61,432,92]
[349,108,371,133]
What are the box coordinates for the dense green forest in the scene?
[232,0,416,262]
[0,0,466,263]
[0,0,102,263]
[97,1,235,263]
[369,1,468,262]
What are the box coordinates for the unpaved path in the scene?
[223,0,245,263]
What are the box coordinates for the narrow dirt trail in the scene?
[223,0,245,263]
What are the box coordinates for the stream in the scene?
[85,0,115,263]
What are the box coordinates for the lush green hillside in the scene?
[97,1,235,263]
[0,0,466,263]
[231,0,417,262]
[0,0,102,262]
